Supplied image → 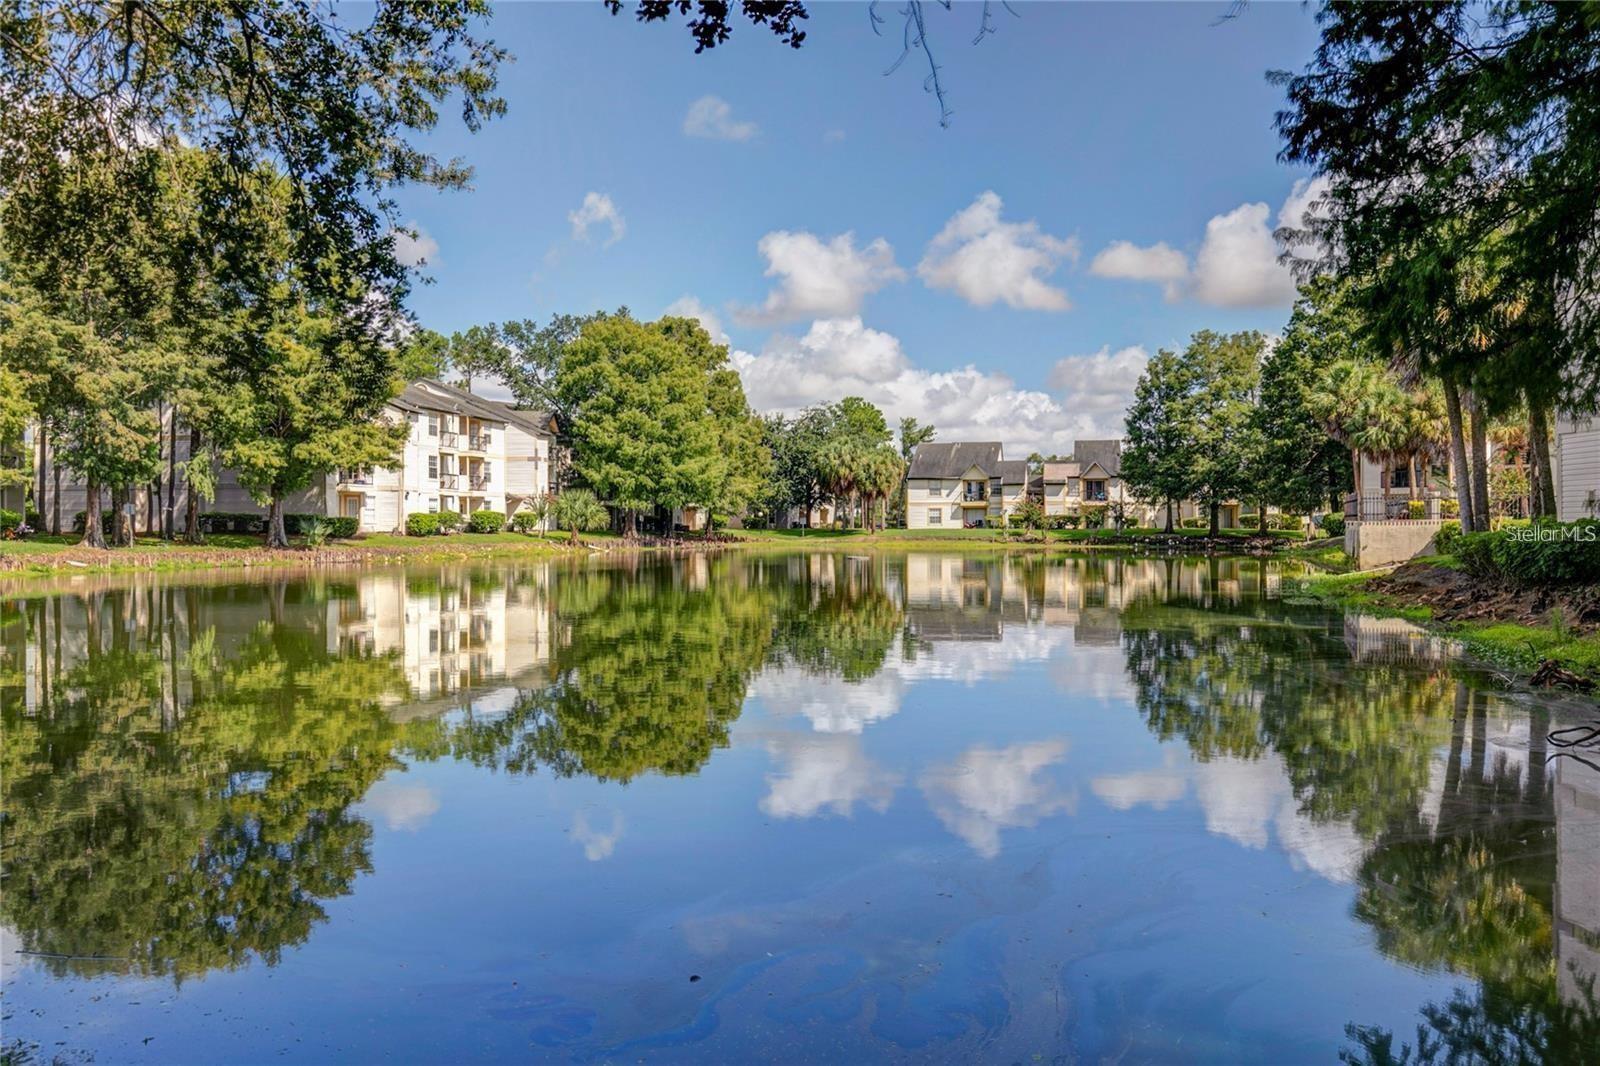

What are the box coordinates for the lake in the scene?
[3,552,1598,1063]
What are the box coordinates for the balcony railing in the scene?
[438,472,459,489]
[468,474,490,491]
[338,470,372,486]
[1344,493,1454,522]
[439,431,460,449]
[467,433,490,451]
[961,488,988,503]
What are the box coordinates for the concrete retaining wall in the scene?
[1345,519,1446,569]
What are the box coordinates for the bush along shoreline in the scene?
[1299,518,1600,693]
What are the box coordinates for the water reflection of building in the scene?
[1342,614,1456,664]
[1556,759,1600,1007]
[328,570,553,707]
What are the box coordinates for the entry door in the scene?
[343,496,361,518]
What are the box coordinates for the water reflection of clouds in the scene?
[360,779,441,832]
[920,740,1076,859]
[572,809,625,862]
[761,734,902,820]
[1091,753,1367,883]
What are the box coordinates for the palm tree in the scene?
[553,488,608,545]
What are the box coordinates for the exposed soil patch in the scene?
[1371,561,1600,630]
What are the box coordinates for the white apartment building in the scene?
[331,379,559,532]
[1555,411,1600,521]
[34,378,559,535]
[903,442,1029,529]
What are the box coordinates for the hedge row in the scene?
[1454,520,1600,587]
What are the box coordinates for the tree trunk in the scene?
[1528,398,1558,518]
[184,427,202,543]
[1408,453,1419,501]
[35,421,47,522]
[266,495,290,549]
[165,406,178,538]
[1467,391,1492,531]
[81,478,106,548]
[1163,500,1174,534]
[109,484,126,546]
[51,456,62,534]
[1257,497,1268,533]
[1442,376,1475,532]
[1208,501,1220,537]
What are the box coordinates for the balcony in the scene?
[1343,492,1453,523]
[468,474,490,491]
[960,485,989,506]
[438,472,460,489]
[467,433,491,452]
[439,431,460,449]
[338,470,372,486]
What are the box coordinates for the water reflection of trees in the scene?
[1,586,419,980]
[1114,591,1597,1059]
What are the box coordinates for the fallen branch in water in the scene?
[1530,659,1595,691]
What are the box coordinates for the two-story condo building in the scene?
[1039,440,1139,519]
[904,442,1029,529]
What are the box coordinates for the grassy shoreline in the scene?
[1291,561,1600,687]
[0,524,1322,583]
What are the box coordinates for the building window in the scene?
[427,415,439,436]
[427,496,438,514]
[927,507,942,525]
[427,455,438,479]
[442,495,455,511]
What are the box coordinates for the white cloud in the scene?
[1091,767,1188,811]
[733,317,1131,456]
[663,295,728,345]
[1044,345,1149,441]
[1190,201,1298,308]
[1088,240,1189,301]
[1089,179,1330,308]
[735,231,905,324]
[392,222,439,268]
[751,667,904,733]
[917,191,1078,311]
[568,191,626,246]
[572,809,624,861]
[920,739,1075,858]
[761,734,902,820]
[683,95,759,141]
[360,780,440,832]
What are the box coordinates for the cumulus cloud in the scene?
[568,191,626,246]
[733,317,1134,456]
[1088,240,1189,301]
[920,739,1075,858]
[683,95,759,141]
[761,734,902,820]
[1091,767,1188,811]
[663,294,728,345]
[392,222,439,268]
[918,191,1079,311]
[735,231,905,324]
[1089,179,1330,308]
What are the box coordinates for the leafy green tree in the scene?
[492,310,624,425]
[1253,280,1360,522]
[395,328,451,382]
[1184,331,1264,536]
[0,1,506,307]
[898,416,936,462]
[1121,348,1200,532]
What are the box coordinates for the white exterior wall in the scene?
[1556,413,1600,521]
[905,477,958,529]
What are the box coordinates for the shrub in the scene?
[1440,498,1460,518]
[467,509,506,533]
[436,510,464,533]
[1453,521,1600,587]
[1431,519,1463,557]
[1082,505,1108,530]
[1047,514,1078,530]
[1455,530,1501,581]
[1180,516,1206,529]
[0,508,20,534]
[199,511,267,535]
[406,513,440,537]
[1318,513,1346,538]
[323,516,358,539]
[25,509,42,529]
[510,510,542,534]
[301,517,333,547]
[1406,499,1426,520]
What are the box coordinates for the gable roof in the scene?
[907,442,1003,479]
[994,459,1029,485]
[1074,439,1122,478]
[483,399,558,437]
[390,380,557,438]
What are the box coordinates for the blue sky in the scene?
[396,2,1325,454]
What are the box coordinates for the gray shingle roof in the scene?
[1074,439,1122,478]
[907,442,1003,479]
[1041,461,1079,482]
[994,459,1029,485]
[391,380,556,437]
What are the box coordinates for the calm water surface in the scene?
[3,552,1598,1063]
